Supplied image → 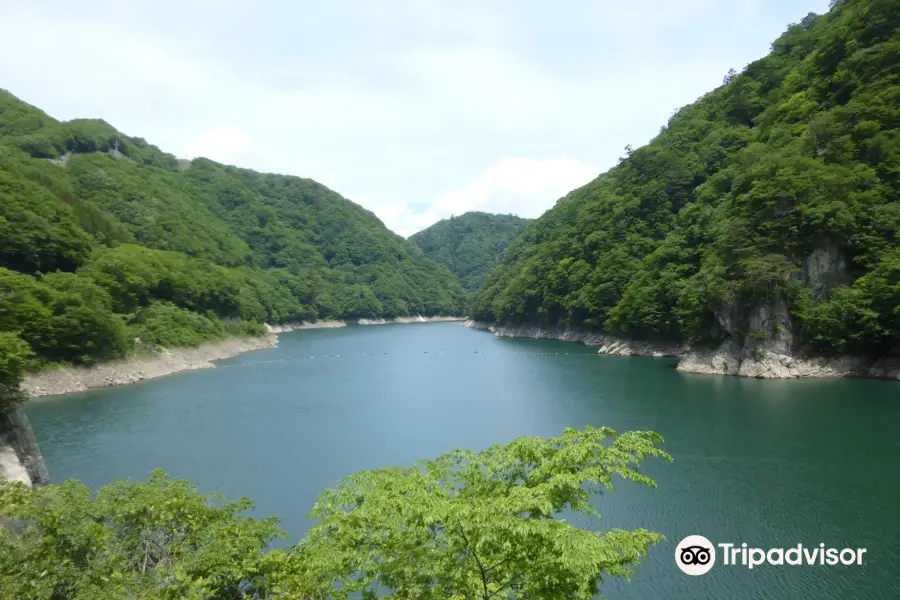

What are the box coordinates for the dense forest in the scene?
[473,0,900,360]
[409,212,531,291]
[0,91,467,387]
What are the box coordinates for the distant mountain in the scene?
[0,90,467,372]
[409,212,532,291]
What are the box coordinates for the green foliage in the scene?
[127,303,234,349]
[0,89,55,137]
[0,268,128,366]
[473,0,900,358]
[0,470,284,600]
[409,212,532,291]
[0,89,467,372]
[793,247,900,354]
[296,426,671,600]
[0,427,670,599]
[0,332,32,411]
[0,151,95,273]
[78,244,245,317]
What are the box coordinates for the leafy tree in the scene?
[0,332,32,411]
[0,427,670,599]
[0,470,283,600]
[286,426,670,600]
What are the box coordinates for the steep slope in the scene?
[472,0,900,377]
[409,212,531,291]
[0,91,467,374]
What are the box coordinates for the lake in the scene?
[25,322,900,600]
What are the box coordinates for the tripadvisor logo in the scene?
[676,535,716,576]
[675,535,868,576]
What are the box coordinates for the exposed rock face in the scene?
[358,316,465,325]
[357,318,390,325]
[264,320,347,333]
[463,320,900,381]
[596,338,679,358]
[0,408,50,488]
[394,315,465,324]
[803,241,849,301]
[677,346,900,379]
[463,321,678,357]
[677,287,899,379]
[747,294,793,354]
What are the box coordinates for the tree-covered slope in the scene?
[0,91,467,374]
[473,0,900,360]
[409,212,531,291]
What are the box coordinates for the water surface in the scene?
[26,323,900,599]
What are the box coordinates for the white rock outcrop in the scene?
[0,408,51,488]
[358,316,464,325]
[264,320,347,333]
[463,321,900,381]
[677,345,900,380]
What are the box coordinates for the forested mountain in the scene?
[409,212,531,291]
[473,0,900,360]
[0,91,467,375]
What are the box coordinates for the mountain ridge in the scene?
[0,90,467,382]
[471,0,900,376]
[409,211,531,291]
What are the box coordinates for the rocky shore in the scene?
[22,334,280,398]
[263,320,347,333]
[463,321,900,380]
[357,315,465,325]
[675,343,900,380]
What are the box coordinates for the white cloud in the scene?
[0,0,832,239]
[184,126,255,164]
[380,157,598,237]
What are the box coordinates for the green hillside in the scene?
[473,0,900,359]
[409,212,531,291]
[0,91,467,377]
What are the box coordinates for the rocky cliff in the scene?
[0,408,50,488]
[668,251,898,378]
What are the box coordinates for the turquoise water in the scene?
[25,323,900,599]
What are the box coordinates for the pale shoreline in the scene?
[463,320,900,381]
[22,316,465,398]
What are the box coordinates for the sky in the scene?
[0,0,831,237]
